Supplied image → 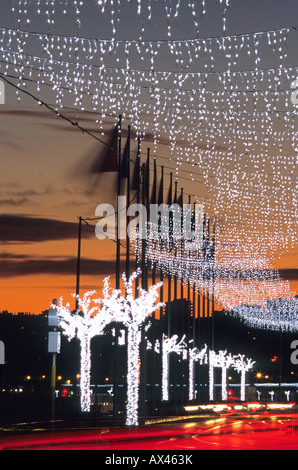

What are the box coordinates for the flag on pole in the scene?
[158,166,164,205]
[89,126,118,173]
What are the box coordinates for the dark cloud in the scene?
[0,256,117,278]
[0,214,95,243]
[0,198,31,206]
[0,109,47,119]
[0,253,32,260]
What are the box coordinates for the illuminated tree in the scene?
[188,344,208,401]
[218,350,236,401]
[232,355,255,401]
[106,270,164,426]
[209,349,235,402]
[54,289,119,413]
[161,334,187,401]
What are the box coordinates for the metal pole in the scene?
[116,115,122,290]
[114,115,122,417]
[75,216,82,311]
[135,137,141,298]
[51,350,56,422]
[126,125,131,282]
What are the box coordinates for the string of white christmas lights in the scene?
[2,1,296,313]
[11,0,235,39]
[230,297,298,333]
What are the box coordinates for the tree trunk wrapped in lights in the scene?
[219,351,235,402]
[161,334,187,401]
[209,349,235,402]
[188,344,208,401]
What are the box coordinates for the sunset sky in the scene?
[0,0,297,314]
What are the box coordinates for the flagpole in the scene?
[167,172,173,338]
[140,160,147,420]
[211,221,216,351]
[158,165,165,405]
[152,158,157,287]
[141,162,147,291]
[114,114,122,417]
[202,213,206,320]
[75,216,82,312]
[174,181,178,301]
[159,166,164,320]
[207,218,210,319]
[116,115,122,291]
[190,197,197,347]
[135,137,141,298]
[180,188,184,301]
[126,125,131,282]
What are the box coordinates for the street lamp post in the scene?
[48,299,61,421]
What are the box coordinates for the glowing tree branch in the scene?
[161,334,187,401]
[188,344,208,401]
[108,270,164,427]
[232,355,255,401]
[54,290,117,412]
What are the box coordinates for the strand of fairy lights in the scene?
[1,50,297,155]
[138,196,295,309]
[1,57,296,170]
[230,297,298,333]
[133,224,293,310]
[0,25,291,76]
[4,63,295,226]
[3,2,297,311]
[11,0,233,39]
[3,69,298,145]
[3,59,298,128]
[4,48,297,105]
[0,26,294,124]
